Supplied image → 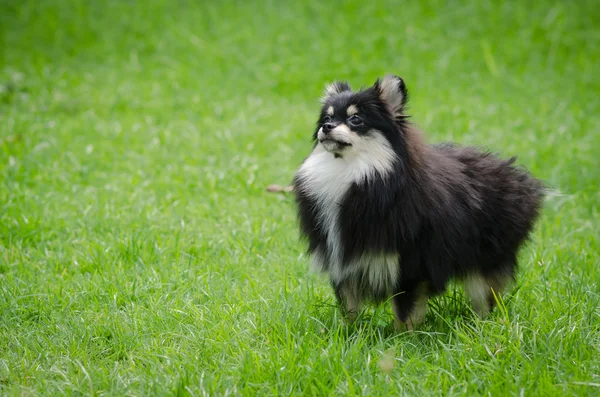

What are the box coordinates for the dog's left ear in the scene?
[321,81,352,103]
[374,74,408,117]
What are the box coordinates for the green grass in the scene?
[1,0,599,395]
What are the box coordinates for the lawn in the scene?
[1,0,599,395]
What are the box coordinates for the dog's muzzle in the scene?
[317,125,352,153]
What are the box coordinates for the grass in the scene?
[1,0,599,395]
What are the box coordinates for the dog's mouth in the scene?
[319,138,352,152]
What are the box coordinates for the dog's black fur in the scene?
[293,75,544,327]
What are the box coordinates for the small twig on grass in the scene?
[266,184,294,193]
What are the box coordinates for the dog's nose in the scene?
[322,122,336,134]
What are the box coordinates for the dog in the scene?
[292,75,545,330]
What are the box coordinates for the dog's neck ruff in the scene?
[297,132,397,196]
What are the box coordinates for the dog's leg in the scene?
[463,271,512,317]
[334,281,361,322]
[391,282,429,331]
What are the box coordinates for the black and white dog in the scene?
[293,75,544,329]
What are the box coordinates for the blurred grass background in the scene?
[1,0,599,395]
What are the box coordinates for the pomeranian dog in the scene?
[292,75,544,330]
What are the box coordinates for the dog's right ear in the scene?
[321,81,352,103]
[373,75,408,117]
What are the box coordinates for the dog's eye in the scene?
[323,116,333,123]
[347,115,363,127]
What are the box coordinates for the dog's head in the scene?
[314,75,409,158]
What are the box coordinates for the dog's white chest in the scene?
[296,146,399,290]
[297,149,354,266]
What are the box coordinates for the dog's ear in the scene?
[321,81,352,103]
[374,75,408,117]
